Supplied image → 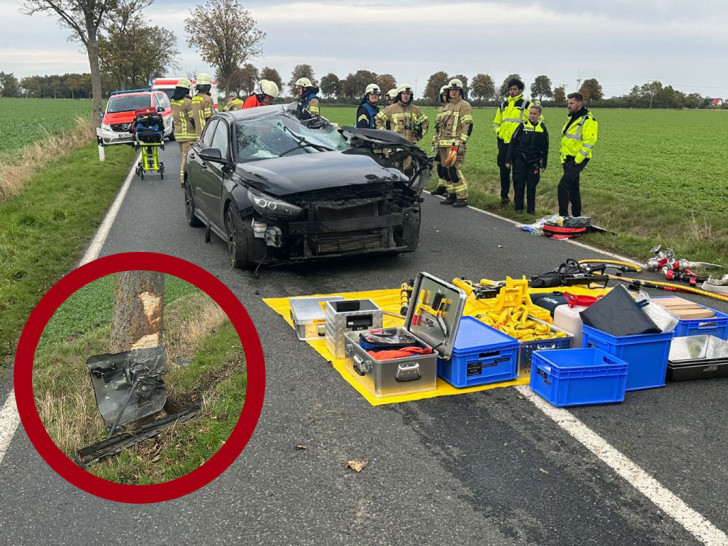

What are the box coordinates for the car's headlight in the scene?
[101,123,112,131]
[247,187,302,218]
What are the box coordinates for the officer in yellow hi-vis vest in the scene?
[436,79,473,208]
[558,91,598,217]
[375,83,429,177]
[191,72,214,139]
[493,78,533,205]
[170,77,196,185]
[431,85,451,196]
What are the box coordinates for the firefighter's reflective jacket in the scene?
[436,96,473,148]
[298,88,320,119]
[223,98,244,111]
[191,92,214,137]
[432,100,448,150]
[493,93,533,143]
[375,102,429,142]
[506,119,549,168]
[171,97,196,142]
[560,107,598,164]
[356,100,379,129]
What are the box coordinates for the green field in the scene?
[323,106,728,267]
[0,98,93,156]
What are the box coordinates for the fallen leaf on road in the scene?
[539,467,549,474]
[345,460,368,472]
[295,445,308,450]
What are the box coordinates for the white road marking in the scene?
[517,385,728,546]
[0,153,139,465]
[0,392,20,465]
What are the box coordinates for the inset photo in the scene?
[30,267,247,485]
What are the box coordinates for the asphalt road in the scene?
[1,143,727,545]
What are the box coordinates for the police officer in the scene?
[493,78,533,205]
[170,77,196,185]
[356,83,380,128]
[558,92,598,217]
[191,72,214,139]
[375,83,429,177]
[242,80,279,108]
[505,104,549,215]
[431,85,450,196]
[436,79,472,208]
[295,77,320,119]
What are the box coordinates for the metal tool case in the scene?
[290,296,345,340]
[344,272,467,397]
[325,299,383,360]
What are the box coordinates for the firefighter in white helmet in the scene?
[242,80,279,108]
[295,77,320,119]
[385,88,397,107]
[436,78,472,208]
[191,72,214,139]
[171,77,196,185]
[431,84,451,196]
[356,83,381,128]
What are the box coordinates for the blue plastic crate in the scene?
[438,317,518,388]
[581,325,673,391]
[530,348,628,407]
[674,309,728,339]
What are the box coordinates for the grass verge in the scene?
[0,142,136,379]
[33,288,245,484]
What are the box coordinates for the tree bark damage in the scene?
[110,271,165,352]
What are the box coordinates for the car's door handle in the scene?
[200,163,208,170]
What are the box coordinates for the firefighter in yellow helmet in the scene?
[191,72,214,139]
[431,84,451,196]
[295,77,320,119]
[436,79,472,208]
[171,77,196,186]
[223,93,244,111]
[375,83,429,177]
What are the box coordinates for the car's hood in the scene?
[103,112,136,124]
[236,151,405,196]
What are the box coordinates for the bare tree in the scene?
[22,0,116,126]
[110,271,165,352]
[184,0,265,98]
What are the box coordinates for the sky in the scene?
[1,0,728,98]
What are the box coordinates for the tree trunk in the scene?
[86,23,103,128]
[110,271,165,352]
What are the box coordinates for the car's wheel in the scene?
[184,183,203,227]
[225,202,253,269]
[168,130,176,142]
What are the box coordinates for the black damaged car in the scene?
[183,104,432,268]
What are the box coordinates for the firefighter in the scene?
[356,83,381,128]
[191,72,214,139]
[558,92,598,217]
[436,78,472,208]
[295,77,320,119]
[375,83,429,177]
[505,104,549,215]
[223,93,244,111]
[170,77,196,186]
[242,80,280,108]
[385,88,397,107]
[431,85,450,196]
[493,78,533,205]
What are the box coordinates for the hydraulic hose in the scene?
[608,274,728,303]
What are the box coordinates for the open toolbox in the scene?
[667,335,728,381]
[343,272,467,397]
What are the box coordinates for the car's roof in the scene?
[217,104,296,122]
[109,91,154,99]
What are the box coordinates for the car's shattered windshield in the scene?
[233,113,349,163]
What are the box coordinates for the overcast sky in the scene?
[1,0,727,98]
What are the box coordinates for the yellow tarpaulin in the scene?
[264,284,611,406]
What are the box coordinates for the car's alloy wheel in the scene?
[225,203,252,269]
[184,183,203,227]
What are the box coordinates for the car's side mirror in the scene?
[157,106,164,112]
[199,147,224,162]
[98,112,104,118]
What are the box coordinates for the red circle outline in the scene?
[14,252,265,503]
